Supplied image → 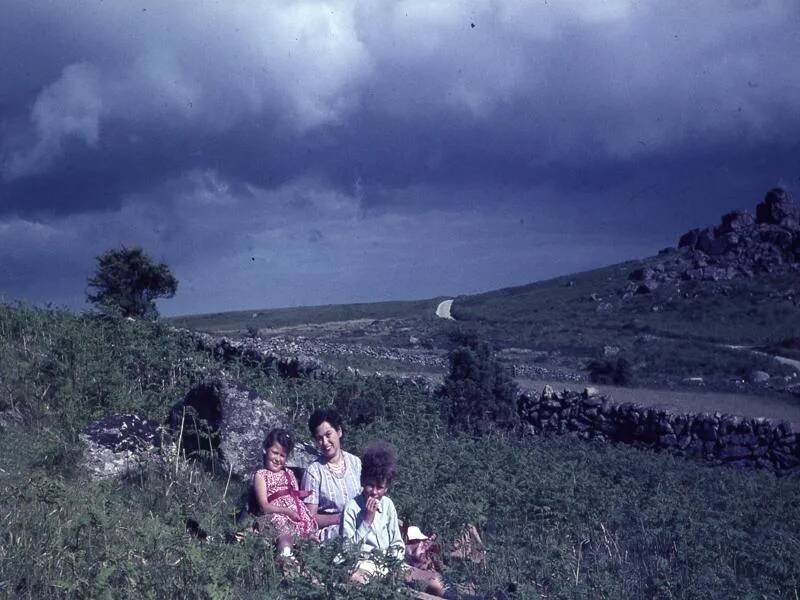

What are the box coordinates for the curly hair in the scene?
[263,428,294,455]
[308,407,343,436]
[360,440,397,486]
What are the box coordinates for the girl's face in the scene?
[313,421,343,460]
[264,441,288,473]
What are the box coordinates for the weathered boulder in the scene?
[718,210,755,234]
[168,376,317,479]
[747,370,770,384]
[79,414,164,480]
[756,188,799,229]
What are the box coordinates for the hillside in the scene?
[171,189,800,397]
[2,303,800,598]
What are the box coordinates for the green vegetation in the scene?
[88,247,178,319]
[586,358,632,386]
[442,333,519,433]
[2,303,800,598]
[451,259,800,351]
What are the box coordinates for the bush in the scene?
[586,357,632,386]
[441,333,519,433]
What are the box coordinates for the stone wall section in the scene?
[518,385,800,476]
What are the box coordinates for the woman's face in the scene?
[313,420,343,460]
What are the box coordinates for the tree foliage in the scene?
[442,331,519,433]
[87,247,178,319]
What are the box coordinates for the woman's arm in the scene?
[301,463,341,528]
[253,472,298,519]
[305,504,342,528]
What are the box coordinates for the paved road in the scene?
[436,299,454,320]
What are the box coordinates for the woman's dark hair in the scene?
[263,428,294,455]
[360,440,397,486]
[308,407,343,435]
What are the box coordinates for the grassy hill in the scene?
[2,303,800,598]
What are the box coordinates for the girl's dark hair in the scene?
[308,407,343,435]
[263,428,294,455]
[360,440,397,486]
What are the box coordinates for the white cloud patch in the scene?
[4,63,102,179]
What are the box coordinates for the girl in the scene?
[253,428,318,556]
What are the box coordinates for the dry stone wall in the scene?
[518,385,800,476]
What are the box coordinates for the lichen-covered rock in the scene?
[168,376,317,479]
[79,414,164,480]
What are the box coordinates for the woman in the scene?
[301,407,362,541]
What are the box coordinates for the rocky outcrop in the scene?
[79,414,164,480]
[518,386,800,476]
[625,188,800,294]
[167,376,317,479]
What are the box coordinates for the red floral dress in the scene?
[254,468,318,539]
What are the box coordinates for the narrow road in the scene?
[723,344,800,372]
[436,299,455,320]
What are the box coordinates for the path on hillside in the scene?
[436,299,455,320]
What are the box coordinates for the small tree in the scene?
[87,247,178,319]
[442,332,519,433]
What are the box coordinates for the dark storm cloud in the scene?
[1,1,799,313]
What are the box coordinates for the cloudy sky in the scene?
[1,1,798,316]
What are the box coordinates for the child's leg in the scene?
[350,559,380,585]
[405,565,446,597]
[350,569,372,585]
[276,533,294,557]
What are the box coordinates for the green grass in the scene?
[2,303,800,598]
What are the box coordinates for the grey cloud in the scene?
[1,1,799,312]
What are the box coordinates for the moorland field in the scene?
[3,238,800,597]
[5,189,800,598]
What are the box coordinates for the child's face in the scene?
[264,442,288,473]
[362,479,388,502]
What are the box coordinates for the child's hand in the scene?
[283,508,300,521]
[364,497,379,524]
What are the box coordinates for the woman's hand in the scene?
[364,497,378,525]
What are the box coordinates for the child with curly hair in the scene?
[341,440,446,596]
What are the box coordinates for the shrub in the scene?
[586,357,632,386]
[441,334,519,433]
